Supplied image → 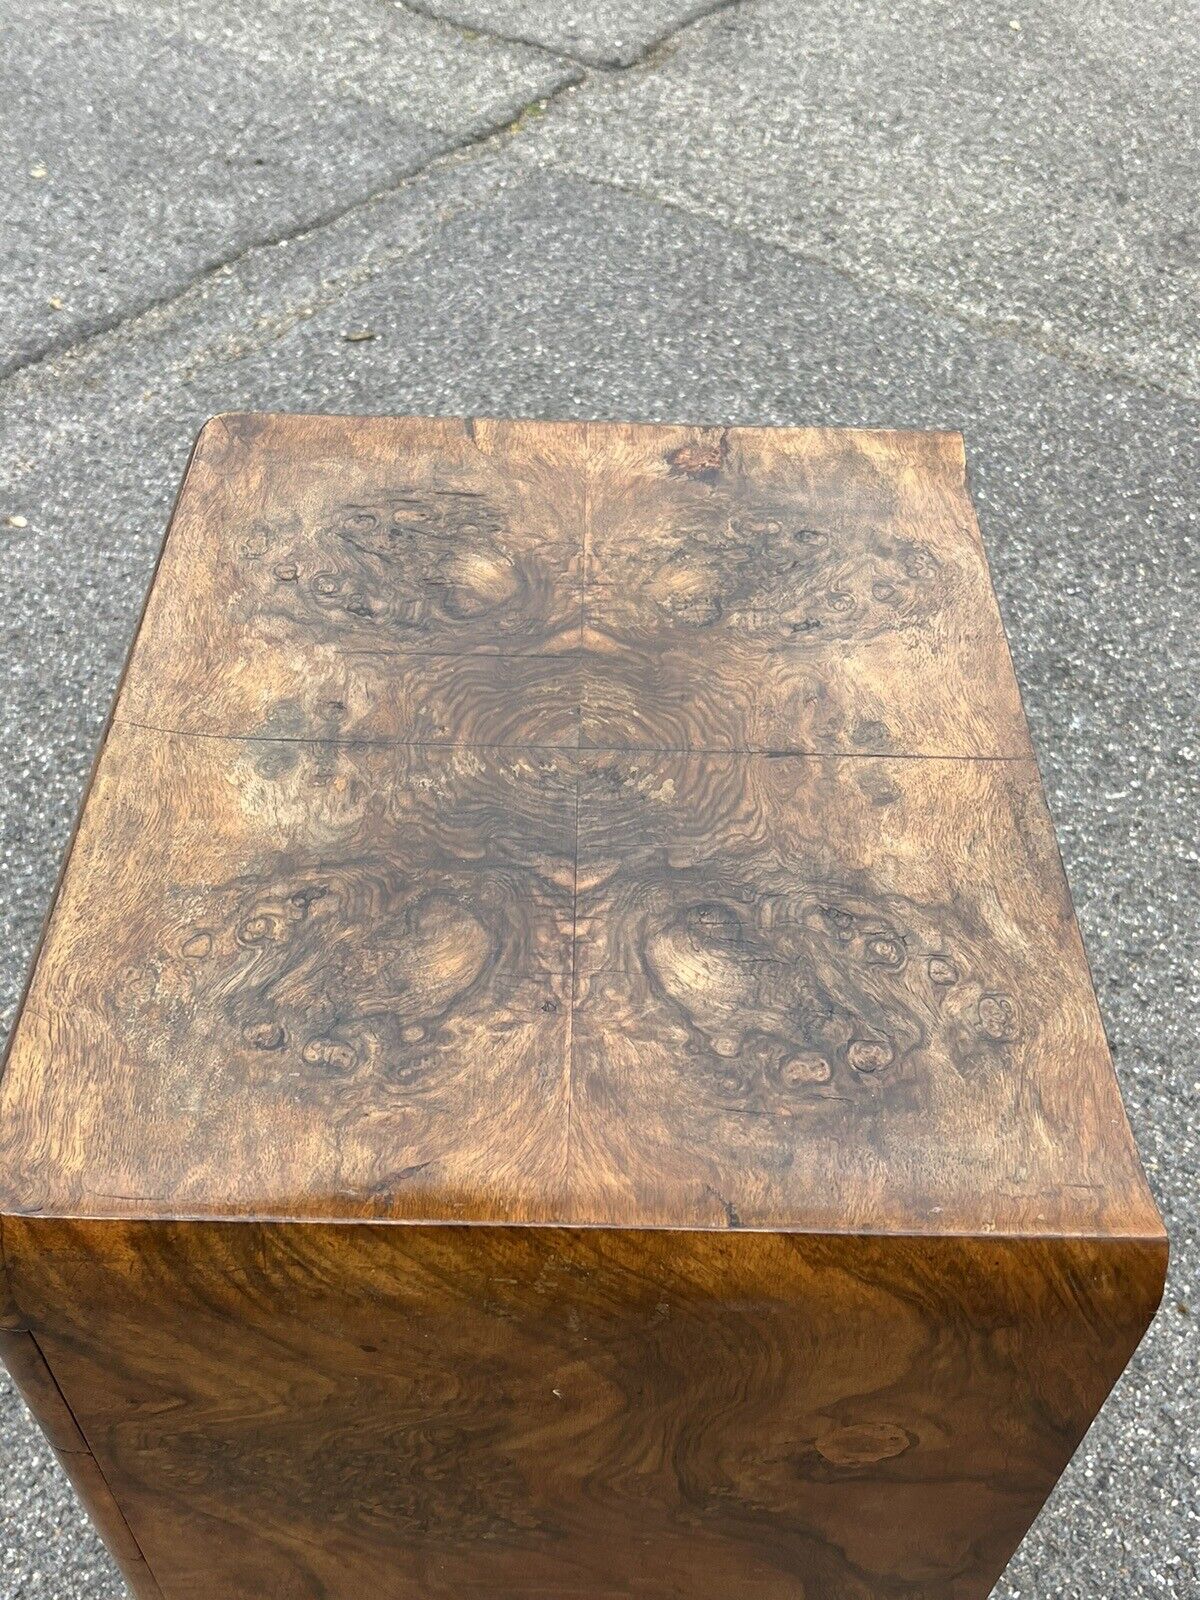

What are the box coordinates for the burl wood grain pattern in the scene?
[0,415,1165,1600]
[2,1219,1163,1600]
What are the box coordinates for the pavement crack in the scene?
[392,0,591,67]
[0,0,761,390]
[623,0,751,70]
[536,166,1200,405]
[393,0,751,70]
[0,76,583,391]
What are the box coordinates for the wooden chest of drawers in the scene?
[0,415,1165,1598]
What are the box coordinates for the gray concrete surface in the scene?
[523,0,1200,393]
[1,3,1196,1597]
[1,0,575,374]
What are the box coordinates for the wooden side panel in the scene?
[48,1451,165,1598]
[1,1328,88,1451]
[0,1214,21,1330]
[6,1216,1165,1600]
[0,1326,164,1598]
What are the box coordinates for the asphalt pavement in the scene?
[1,2,1196,1595]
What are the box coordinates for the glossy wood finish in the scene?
[0,415,1165,1599]
[0,1318,163,1597]
[3,1218,1165,1600]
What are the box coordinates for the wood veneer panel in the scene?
[570,749,1158,1236]
[581,423,1030,757]
[4,1217,1165,1600]
[119,413,586,747]
[115,416,1028,758]
[0,1323,164,1596]
[0,725,1158,1238]
[0,725,575,1224]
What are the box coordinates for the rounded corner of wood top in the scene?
[1045,1226,1170,1338]
[191,411,268,460]
[192,411,234,448]
[1134,1223,1170,1304]
[1098,1226,1170,1344]
[941,428,968,473]
[911,427,968,484]
[0,1212,26,1332]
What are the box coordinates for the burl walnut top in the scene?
[0,415,1161,1240]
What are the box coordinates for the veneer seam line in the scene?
[110,718,1037,763]
[26,1327,168,1593]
